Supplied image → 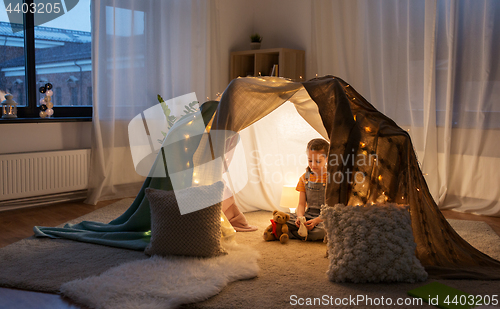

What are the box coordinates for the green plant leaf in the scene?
[167,115,176,129]
[157,96,199,130]
[157,131,168,145]
[158,94,172,121]
[250,33,262,42]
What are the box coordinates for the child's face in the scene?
[307,150,327,175]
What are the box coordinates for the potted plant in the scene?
[250,33,262,50]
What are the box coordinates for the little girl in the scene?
[287,138,329,241]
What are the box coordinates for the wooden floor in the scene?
[0,198,126,249]
[0,200,499,309]
[0,198,127,309]
[440,209,500,237]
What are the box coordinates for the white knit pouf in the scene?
[321,203,428,283]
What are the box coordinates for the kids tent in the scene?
[35,76,500,279]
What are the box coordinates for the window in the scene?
[56,87,61,105]
[0,22,25,106]
[70,85,78,105]
[16,82,24,105]
[87,86,92,106]
[0,0,92,120]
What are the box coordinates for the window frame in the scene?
[1,0,92,122]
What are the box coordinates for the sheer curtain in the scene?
[311,0,500,216]
[86,0,221,204]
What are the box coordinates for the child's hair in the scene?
[307,138,329,156]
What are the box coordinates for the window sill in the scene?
[0,117,92,124]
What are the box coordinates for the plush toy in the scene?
[297,216,308,240]
[263,210,290,244]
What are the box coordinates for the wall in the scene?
[0,122,92,155]
[217,0,313,88]
[216,0,255,90]
[252,0,313,78]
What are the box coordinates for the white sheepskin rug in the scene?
[60,242,260,309]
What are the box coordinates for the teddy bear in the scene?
[263,210,290,244]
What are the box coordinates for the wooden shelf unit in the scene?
[230,48,305,81]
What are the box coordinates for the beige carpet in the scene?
[1,199,499,309]
[0,199,146,293]
[181,212,500,309]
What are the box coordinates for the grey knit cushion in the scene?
[321,203,428,283]
[144,181,226,257]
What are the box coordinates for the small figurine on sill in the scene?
[39,83,54,118]
[1,94,18,118]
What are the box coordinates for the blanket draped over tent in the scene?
[35,76,500,279]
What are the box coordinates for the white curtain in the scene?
[311,0,500,216]
[86,0,222,204]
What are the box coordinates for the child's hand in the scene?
[304,220,315,230]
[295,217,301,228]
[304,218,322,230]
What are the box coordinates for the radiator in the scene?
[0,149,91,201]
